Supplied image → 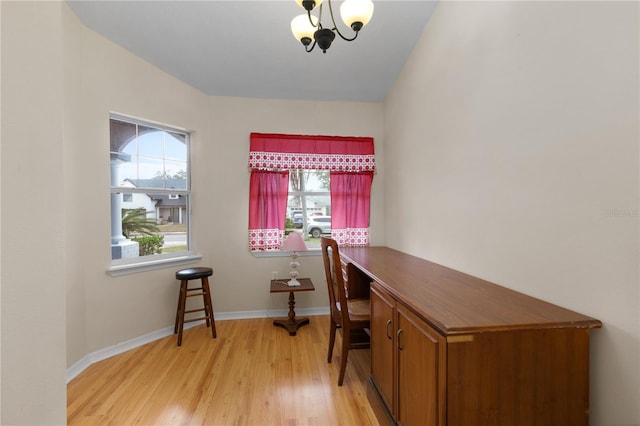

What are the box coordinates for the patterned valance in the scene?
[249,133,375,172]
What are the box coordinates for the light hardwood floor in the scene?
[67,315,379,425]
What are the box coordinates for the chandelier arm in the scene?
[306,9,319,28]
[326,0,359,41]
[305,39,317,53]
[333,27,358,42]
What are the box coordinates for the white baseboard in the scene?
[66,307,329,383]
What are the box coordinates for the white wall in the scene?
[384,1,639,424]
[1,2,67,424]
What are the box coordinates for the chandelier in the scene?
[290,0,374,54]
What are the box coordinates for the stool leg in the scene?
[200,278,211,328]
[176,280,188,346]
[174,281,184,334]
[202,276,217,339]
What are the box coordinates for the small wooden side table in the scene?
[270,278,315,336]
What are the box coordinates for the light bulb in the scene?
[340,0,374,31]
[291,14,319,44]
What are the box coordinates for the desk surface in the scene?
[340,246,602,335]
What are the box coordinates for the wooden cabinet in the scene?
[342,247,602,426]
[370,283,395,413]
[371,281,446,426]
[397,303,446,426]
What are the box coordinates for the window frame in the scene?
[107,114,200,275]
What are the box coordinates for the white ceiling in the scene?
[66,0,437,102]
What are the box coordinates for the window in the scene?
[248,133,375,252]
[110,115,190,265]
[287,169,331,248]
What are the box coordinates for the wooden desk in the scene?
[270,278,315,336]
[340,246,602,426]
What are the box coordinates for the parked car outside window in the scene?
[307,216,331,238]
[292,212,303,228]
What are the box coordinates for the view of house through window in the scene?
[110,115,190,262]
[288,170,330,248]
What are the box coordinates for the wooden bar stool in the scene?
[174,267,216,346]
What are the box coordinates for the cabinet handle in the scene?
[397,328,404,351]
[386,320,392,340]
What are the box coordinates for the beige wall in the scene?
[1,2,67,424]
[1,2,384,422]
[0,0,3,420]
[65,26,384,363]
[384,1,639,424]
[1,0,3,421]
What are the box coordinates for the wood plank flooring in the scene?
[67,315,379,425]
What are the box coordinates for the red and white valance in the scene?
[249,133,375,172]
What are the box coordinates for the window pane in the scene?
[308,170,330,192]
[111,193,189,260]
[114,156,138,186]
[286,170,331,248]
[110,119,136,155]
[165,160,188,189]
[138,157,165,184]
[288,170,330,193]
[138,126,164,159]
[166,132,187,161]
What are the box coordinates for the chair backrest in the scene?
[321,237,350,326]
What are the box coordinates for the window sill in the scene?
[107,253,202,276]
[251,249,321,258]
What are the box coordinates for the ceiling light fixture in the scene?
[291,0,374,54]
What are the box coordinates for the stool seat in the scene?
[174,266,216,346]
[176,267,213,280]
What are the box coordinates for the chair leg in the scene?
[201,276,217,339]
[338,330,350,386]
[327,318,337,363]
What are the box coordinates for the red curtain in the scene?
[330,172,374,247]
[248,170,290,251]
[248,133,375,249]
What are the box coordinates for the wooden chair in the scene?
[321,237,370,386]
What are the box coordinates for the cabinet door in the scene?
[370,282,396,415]
[397,306,446,426]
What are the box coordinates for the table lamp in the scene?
[282,231,308,286]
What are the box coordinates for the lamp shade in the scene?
[291,14,318,43]
[282,232,308,252]
[340,0,374,29]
